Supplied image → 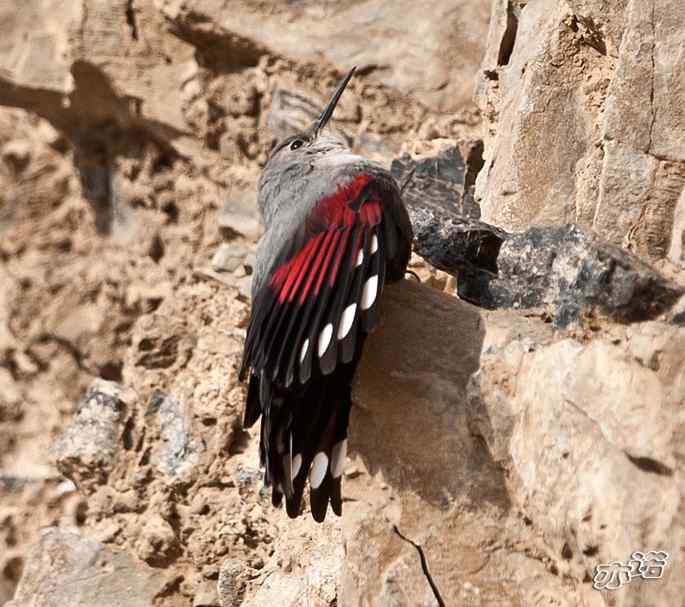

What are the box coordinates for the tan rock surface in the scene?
[475,0,685,265]
[6,528,167,607]
[50,277,347,605]
[29,279,685,606]
[1,1,484,601]
[2,1,685,606]
[156,0,491,114]
[346,281,684,606]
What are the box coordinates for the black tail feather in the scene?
[254,337,362,522]
[241,175,409,522]
[243,373,262,428]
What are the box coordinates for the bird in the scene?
[239,67,413,522]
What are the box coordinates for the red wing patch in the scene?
[242,172,389,390]
[240,171,406,522]
[309,173,376,227]
[270,173,382,305]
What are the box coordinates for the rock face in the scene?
[0,0,488,176]
[158,0,491,114]
[394,148,683,325]
[412,215,683,326]
[390,143,506,303]
[475,0,685,265]
[485,224,683,324]
[6,528,166,607]
[2,1,487,601]
[391,143,484,220]
[468,316,685,607]
[52,380,135,492]
[42,278,347,606]
[343,281,685,607]
[25,280,685,607]
[3,1,685,607]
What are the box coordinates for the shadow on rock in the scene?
[352,279,510,513]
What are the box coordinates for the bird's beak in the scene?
[313,66,357,139]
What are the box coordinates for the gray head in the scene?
[258,68,357,209]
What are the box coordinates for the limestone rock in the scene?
[35,278,347,605]
[347,281,532,606]
[211,243,253,275]
[159,0,491,114]
[6,528,166,607]
[217,559,245,607]
[468,318,685,607]
[404,182,682,325]
[150,391,203,483]
[52,380,135,493]
[218,197,262,241]
[390,144,505,303]
[475,0,685,264]
[242,542,342,607]
[266,88,322,143]
[194,581,221,607]
[391,143,483,220]
[408,205,504,304]
[24,278,685,607]
[345,279,684,606]
[4,1,685,606]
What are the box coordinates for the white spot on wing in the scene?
[310,452,329,489]
[337,303,357,339]
[318,324,333,357]
[300,339,309,363]
[361,275,378,310]
[331,439,348,478]
[371,234,378,253]
[355,248,364,267]
[292,454,302,480]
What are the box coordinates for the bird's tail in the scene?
[244,343,363,521]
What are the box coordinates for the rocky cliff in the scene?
[1,1,683,607]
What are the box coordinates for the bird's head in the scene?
[261,67,357,177]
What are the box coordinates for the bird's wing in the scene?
[240,170,409,520]
[240,172,402,393]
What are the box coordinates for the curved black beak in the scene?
[313,66,357,139]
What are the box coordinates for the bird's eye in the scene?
[290,139,303,151]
